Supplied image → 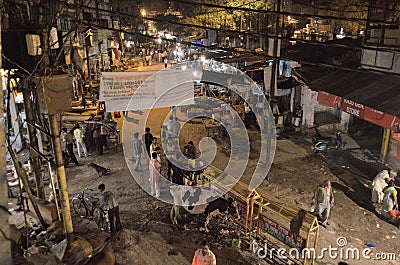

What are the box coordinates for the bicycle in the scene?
[70,187,110,231]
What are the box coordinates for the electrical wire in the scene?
[3,0,400,83]
[71,2,398,58]
[170,0,399,25]
[292,0,399,13]
[76,18,400,78]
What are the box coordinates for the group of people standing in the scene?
[62,125,89,166]
[61,121,111,166]
[131,127,162,197]
[311,168,399,229]
[131,126,200,198]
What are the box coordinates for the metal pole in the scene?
[23,79,45,199]
[269,0,281,105]
[380,128,391,163]
[0,0,13,260]
[48,162,61,221]
[48,114,74,241]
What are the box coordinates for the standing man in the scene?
[372,170,397,204]
[62,127,79,166]
[93,125,101,155]
[184,141,198,159]
[74,124,88,158]
[131,132,143,171]
[169,153,185,185]
[98,183,122,235]
[192,240,216,265]
[335,130,346,150]
[312,180,334,228]
[142,127,153,156]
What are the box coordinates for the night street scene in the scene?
[2,0,400,264]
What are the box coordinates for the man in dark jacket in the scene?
[142,127,153,156]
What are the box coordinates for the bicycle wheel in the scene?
[93,208,109,232]
[72,198,88,217]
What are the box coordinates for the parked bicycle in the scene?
[70,187,110,231]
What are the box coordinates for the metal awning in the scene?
[295,67,400,118]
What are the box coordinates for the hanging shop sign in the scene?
[342,98,365,118]
[316,91,341,109]
[317,92,400,132]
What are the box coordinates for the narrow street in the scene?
[59,103,400,265]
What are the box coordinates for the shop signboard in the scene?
[316,92,400,132]
[342,99,365,118]
[364,107,400,132]
[258,212,306,251]
[317,91,341,109]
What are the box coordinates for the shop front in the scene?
[317,90,400,169]
[295,67,400,170]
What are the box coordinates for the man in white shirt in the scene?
[372,169,397,204]
[74,125,88,158]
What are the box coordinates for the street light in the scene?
[140,9,147,35]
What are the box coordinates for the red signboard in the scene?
[364,107,400,132]
[317,91,342,109]
[258,212,306,250]
[317,91,400,132]
[342,99,365,119]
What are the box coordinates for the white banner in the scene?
[100,69,194,111]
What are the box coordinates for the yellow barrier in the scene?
[202,165,319,265]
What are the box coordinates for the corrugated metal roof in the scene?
[296,67,400,117]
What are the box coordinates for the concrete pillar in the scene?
[9,93,22,151]
[340,112,351,132]
[301,86,315,128]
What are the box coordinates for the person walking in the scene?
[312,180,334,228]
[149,152,161,198]
[335,130,346,150]
[98,183,122,235]
[131,132,143,171]
[62,127,79,166]
[74,125,88,158]
[192,240,216,265]
[381,180,398,219]
[142,127,153,157]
